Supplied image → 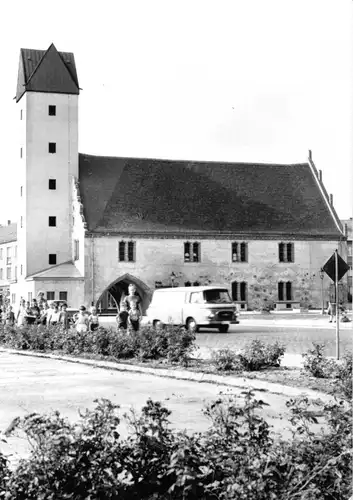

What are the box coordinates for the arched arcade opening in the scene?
[96,274,152,315]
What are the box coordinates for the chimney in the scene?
[308,149,312,161]
[329,194,333,205]
[7,220,11,226]
[319,170,322,181]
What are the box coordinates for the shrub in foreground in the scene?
[0,391,351,499]
[0,323,196,366]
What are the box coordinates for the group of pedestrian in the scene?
[116,284,142,332]
[0,283,143,333]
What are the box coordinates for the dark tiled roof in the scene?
[16,44,79,102]
[78,154,343,238]
[0,223,17,244]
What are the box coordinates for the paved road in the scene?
[0,352,311,467]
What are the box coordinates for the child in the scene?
[116,303,129,331]
[5,306,15,326]
[88,307,99,331]
[59,303,69,330]
[128,302,141,332]
[48,303,61,326]
[75,306,89,333]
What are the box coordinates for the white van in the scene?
[146,286,238,333]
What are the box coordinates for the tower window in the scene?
[48,216,56,227]
[48,142,56,154]
[48,105,56,116]
[49,254,57,265]
[74,239,79,260]
[20,186,23,197]
[49,179,56,190]
[20,109,23,120]
[20,216,23,228]
[20,147,23,158]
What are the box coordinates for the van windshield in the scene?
[203,289,232,304]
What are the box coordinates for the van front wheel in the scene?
[218,325,229,333]
[186,318,198,333]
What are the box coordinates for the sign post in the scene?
[322,250,349,360]
[335,250,339,360]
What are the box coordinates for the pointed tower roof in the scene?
[16,43,79,102]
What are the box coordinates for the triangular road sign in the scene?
[322,253,350,282]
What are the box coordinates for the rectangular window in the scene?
[48,105,56,116]
[231,281,247,301]
[192,242,200,262]
[231,242,238,262]
[74,239,79,260]
[279,243,294,263]
[20,186,23,197]
[278,282,284,301]
[11,293,16,304]
[47,291,55,300]
[48,142,56,154]
[6,247,11,265]
[6,267,11,280]
[119,241,126,261]
[28,292,32,302]
[59,291,68,301]
[128,241,135,262]
[278,281,292,301]
[20,264,23,275]
[49,179,56,190]
[20,216,23,228]
[48,216,56,227]
[0,268,3,280]
[184,242,200,262]
[20,147,23,158]
[20,109,23,120]
[49,254,57,265]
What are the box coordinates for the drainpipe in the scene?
[91,234,95,307]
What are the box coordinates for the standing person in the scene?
[59,303,69,330]
[116,303,129,332]
[88,306,99,332]
[75,306,89,333]
[30,299,40,324]
[128,302,141,333]
[5,306,15,326]
[327,301,337,323]
[40,303,50,325]
[16,299,26,326]
[123,284,143,315]
[48,303,61,326]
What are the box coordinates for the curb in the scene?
[0,347,336,403]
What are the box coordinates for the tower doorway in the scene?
[96,274,151,315]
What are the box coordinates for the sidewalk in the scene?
[238,313,352,329]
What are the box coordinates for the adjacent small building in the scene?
[3,43,348,313]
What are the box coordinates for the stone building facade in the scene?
[4,43,347,313]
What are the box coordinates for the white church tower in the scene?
[14,44,82,301]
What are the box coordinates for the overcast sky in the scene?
[0,0,352,224]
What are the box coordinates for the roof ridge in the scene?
[79,153,308,168]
